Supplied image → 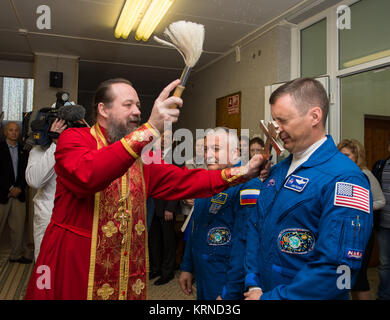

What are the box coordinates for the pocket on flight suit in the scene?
[337,216,365,270]
[271,264,297,287]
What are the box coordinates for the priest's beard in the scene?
[106,115,141,143]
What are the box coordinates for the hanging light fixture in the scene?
[114,0,175,41]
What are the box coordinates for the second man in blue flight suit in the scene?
[179,127,265,300]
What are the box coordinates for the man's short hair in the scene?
[205,127,240,151]
[92,78,133,120]
[269,77,329,126]
[4,121,19,132]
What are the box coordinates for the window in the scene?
[0,77,34,121]
[339,0,390,69]
[341,66,390,142]
[300,18,327,78]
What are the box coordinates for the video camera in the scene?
[25,91,88,148]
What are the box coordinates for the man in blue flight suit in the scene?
[244,78,373,300]
[179,127,264,300]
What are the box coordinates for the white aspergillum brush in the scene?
[154,20,205,108]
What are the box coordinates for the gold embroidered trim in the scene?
[135,220,145,236]
[97,283,114,300]
[221,167,245,184]
[120,138,139,159]
[132,279,145,295]
[87,125,103,300]
[145,122,160,138]
[101,221,118,238]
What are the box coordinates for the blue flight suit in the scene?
[245,136,373,300]
[181,177,262,300]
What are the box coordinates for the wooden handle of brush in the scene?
[168,85,185,109]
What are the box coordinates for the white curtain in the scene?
[1,77,34,121]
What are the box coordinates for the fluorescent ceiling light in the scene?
[114,0,174,41]
[135,0,174,42]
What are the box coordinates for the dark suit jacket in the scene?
[0,140,28,203]
[153,153,182,218]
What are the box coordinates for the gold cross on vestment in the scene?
[114,198,130,245]
[259,120,285,160]
[114,206,128,225]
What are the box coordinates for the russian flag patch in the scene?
[240,189,260,205]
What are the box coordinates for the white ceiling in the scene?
[0,0,339,95]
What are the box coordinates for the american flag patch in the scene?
[334,182,370,214]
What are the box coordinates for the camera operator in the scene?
[25,118,67,261]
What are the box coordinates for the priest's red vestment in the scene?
[25,123,243,300]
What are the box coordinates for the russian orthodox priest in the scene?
[25,78,264,300]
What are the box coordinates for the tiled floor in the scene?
[367,267,380,299]
[0,239,381,300]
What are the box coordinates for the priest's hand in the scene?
[243,154,265,180]
[259,159,271,181]
[148,79,183,133]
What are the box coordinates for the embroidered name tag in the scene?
[284,175,309,193]
[240,189,260,205]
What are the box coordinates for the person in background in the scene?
[240,135,250,165]
[338,138,385,300]
[181,136,207,218]
[181,136,207,241]
[149,197,180,285]
[25,118,67,261]
[0,122,31,264]
[249,137,265,159]
[148,133,181,286]
[372,136,390,300]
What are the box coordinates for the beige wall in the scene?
[33,54,79,110]
[0,59,34,79]
[177,25,291,138]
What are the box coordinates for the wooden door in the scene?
[364,116,390,170]
[364,116,390,267]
